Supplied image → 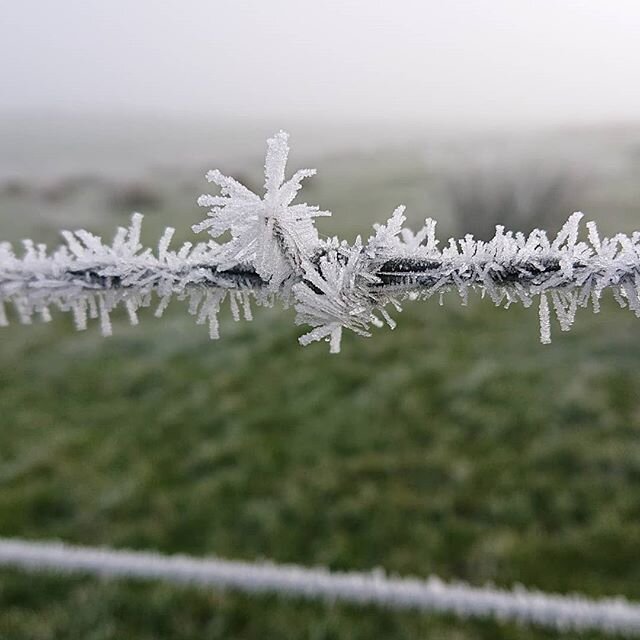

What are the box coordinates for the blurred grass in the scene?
[1,136,640,638]
[1,297,640,639]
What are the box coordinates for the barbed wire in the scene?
[3,133,640,635]
[0,537,638,636]
[1,131,639,351]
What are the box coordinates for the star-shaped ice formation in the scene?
[195,131,330,290]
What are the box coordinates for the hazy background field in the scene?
[2,1,640,638]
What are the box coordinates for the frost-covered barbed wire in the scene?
[2,131,640,352]
[0,537,639,636]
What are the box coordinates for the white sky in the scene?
[1,0,640,127]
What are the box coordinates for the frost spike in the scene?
[539,292,551,344]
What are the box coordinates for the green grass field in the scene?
[1,135,640,638]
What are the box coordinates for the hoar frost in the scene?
[2,131,640,352]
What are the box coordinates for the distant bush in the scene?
[40,175,101,204]
[107,181,163,211]
[446,162,582,240]
[0,179,31,198]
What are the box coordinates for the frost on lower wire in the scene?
[1,130,640,352]
[2,537,640,636]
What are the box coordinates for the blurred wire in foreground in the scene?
[0,537,638,636]
[2,131,640,352]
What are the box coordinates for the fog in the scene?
[2,0,640,128]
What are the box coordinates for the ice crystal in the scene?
[294,241,387,353]
[195,130,329,291]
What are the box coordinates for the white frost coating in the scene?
[294,241,389,353]
[0,538,639,636]
[196,130,330,291]
[0,213,262,341]
[2,132,640,352]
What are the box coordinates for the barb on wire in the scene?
[1,131,639,352]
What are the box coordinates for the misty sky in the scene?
[2,1,640,127]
